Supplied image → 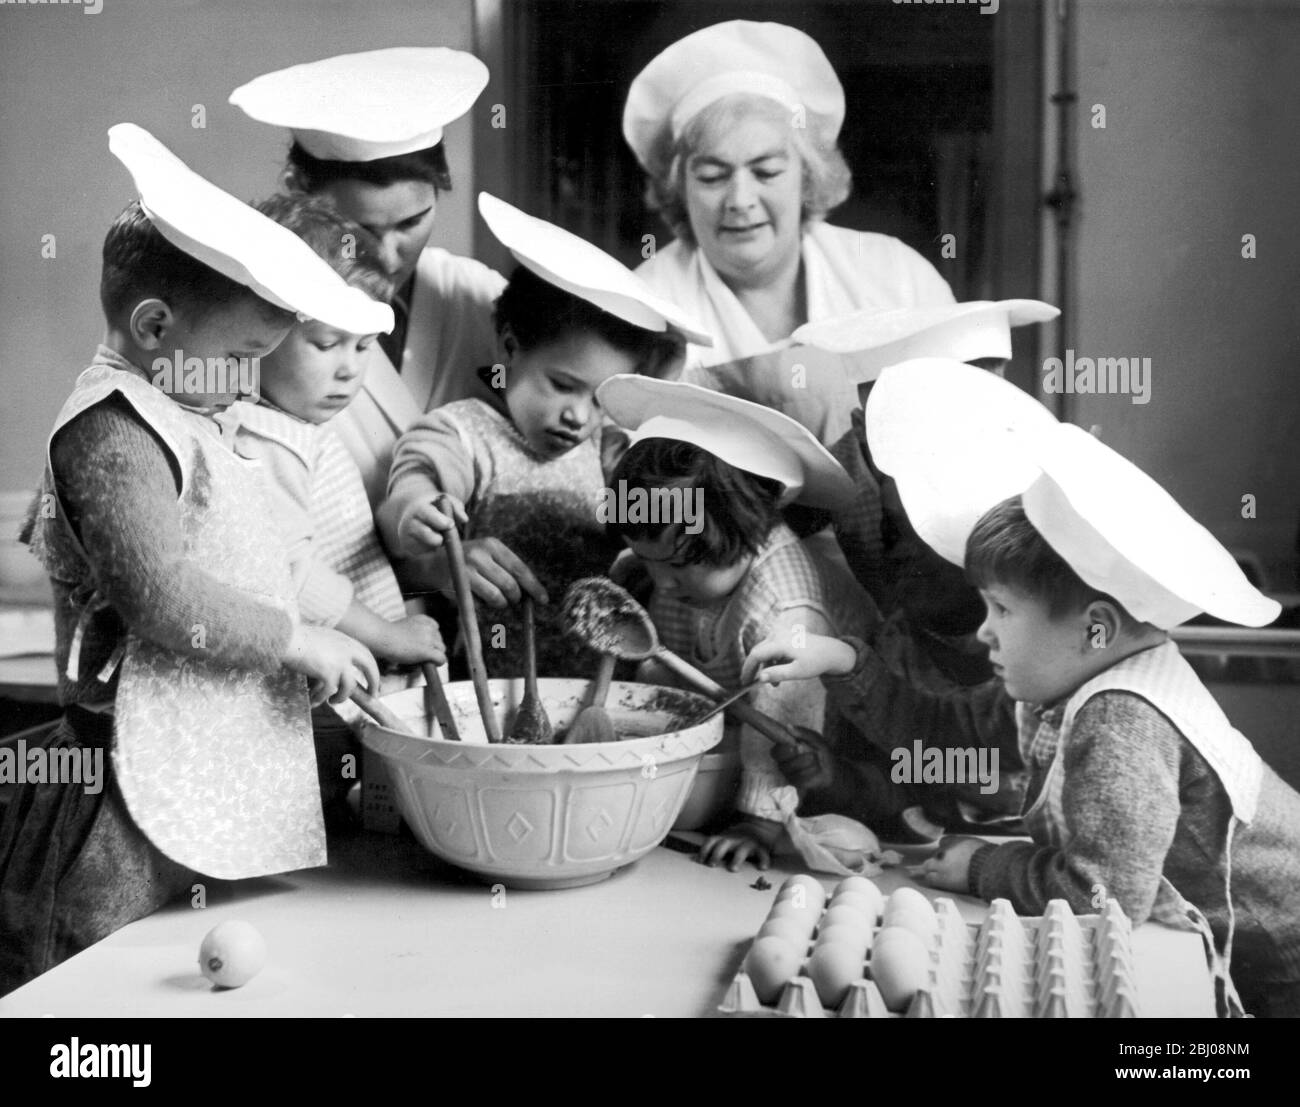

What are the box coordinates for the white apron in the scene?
[39,364,325,879]
[1017,640,1263,1016]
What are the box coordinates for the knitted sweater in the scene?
[23,390,292,708]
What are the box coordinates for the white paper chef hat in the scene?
[108,124,394,336]
[229,47,489,162]
[597,374,855,510]
[793,300,1059,384]
[478,193,712,345]
[622,21,845,172]
[866,359,1279,629]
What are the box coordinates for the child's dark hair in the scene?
[608,439,783,567]
[283,141,452,194]
[100,200,293,326]
[495,266,681,373]
[255,193,394,304]
[966,495,1138,623]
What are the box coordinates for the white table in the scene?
[0,832,1213,1018]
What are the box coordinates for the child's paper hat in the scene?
[792,300,1059,384]
[477,193,712,345]
[229,47,488,162]
[865,358,1279,629]
[108,124,394,336]
[597,374,855,510]
[623,21,843,173]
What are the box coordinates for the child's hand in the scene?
[699,816,784,872]
[462,537,548,607]
[378,614,446,666]
[772,726,837,796]
[741,632,857,685]
[396,493,467,555]
[283,624,381,708]
[916,836,984,893]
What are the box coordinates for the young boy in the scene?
[0,125,391,994]
[744,359,1300,1017]
[217,194,448,822]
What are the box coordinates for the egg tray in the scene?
[719,896,1141,1018]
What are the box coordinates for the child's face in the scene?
[627,530,753,608]
[975,581,1092,705]
[156,299,291,411]
[504,331,641,458]
[258,320,376,423]
[314,178,437,289]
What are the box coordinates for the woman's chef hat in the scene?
[622,21,845,172]
[596,374,855,510]
[108,124,394,336]
[793,300,1059,384]
[478,193,711,345]
[229,47,489,162]
[865,359,1279,629]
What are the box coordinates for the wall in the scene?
[1068,0,1300,582]
[0,0,478,496]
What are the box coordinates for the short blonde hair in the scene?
[642,93,852,246]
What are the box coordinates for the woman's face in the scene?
[313,178,438,289]
[682,112,804,290]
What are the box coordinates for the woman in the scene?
[623,20,956,442]
[230,47,506,506]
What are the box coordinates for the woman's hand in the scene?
[741,631,857,685]
[377,614,446,666]
[699,816,784,872]
[462,537,548,607]
[282,624,381,708]
[916,836,984,893]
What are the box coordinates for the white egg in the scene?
[808,941,867,1009]
[819,905,875,945]
[827,890,882,925]
[870,926,931,1013]
[744,935,804,1005]
[758,914,814,949]
[883,887,938,940]
[776,874,827,913]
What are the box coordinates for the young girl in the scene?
[596,374,907,871]
[378,194,707,678]
[0,125,387,993]
[219,194,445,821]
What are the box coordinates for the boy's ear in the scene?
[129,298,175,351]
[499,324,517,361]
[1083,600,1125,653]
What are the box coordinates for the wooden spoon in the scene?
[351,688,417,735]
[506,597,553,744]
[561,578,801,749]
[437,495,502,743]
[562,652,618,744]
[421,662,460,742]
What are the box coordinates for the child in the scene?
[217,194,446,820]
[379,193,707,678]
[0,125,390,994]
[597,374,910,872]
[744,359,1300,1017]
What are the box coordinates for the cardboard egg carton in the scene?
[719,896,1140,1018]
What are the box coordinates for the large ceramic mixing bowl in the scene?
[359,679,724,889]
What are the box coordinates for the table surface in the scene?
[0,831,1214,1018]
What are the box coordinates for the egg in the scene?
[833,877,885,920]
[827,890,882,925]
[814,922,870,951]
[776,874,826,913]
[758,914,814,949]
[870,926,931,1012]
[768,898,823,933]
[743,936,804,1005]
[819,906,875,945]
[883,887,939,941]
[807,940,867,1008]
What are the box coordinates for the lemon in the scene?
[199,920,267,989]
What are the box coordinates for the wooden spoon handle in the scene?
[352,688,416,735]
[589,652,617,709]
[651,647,800,749]
[437,502,502,744]
[523,597,539,699]
[421,662,460,742]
